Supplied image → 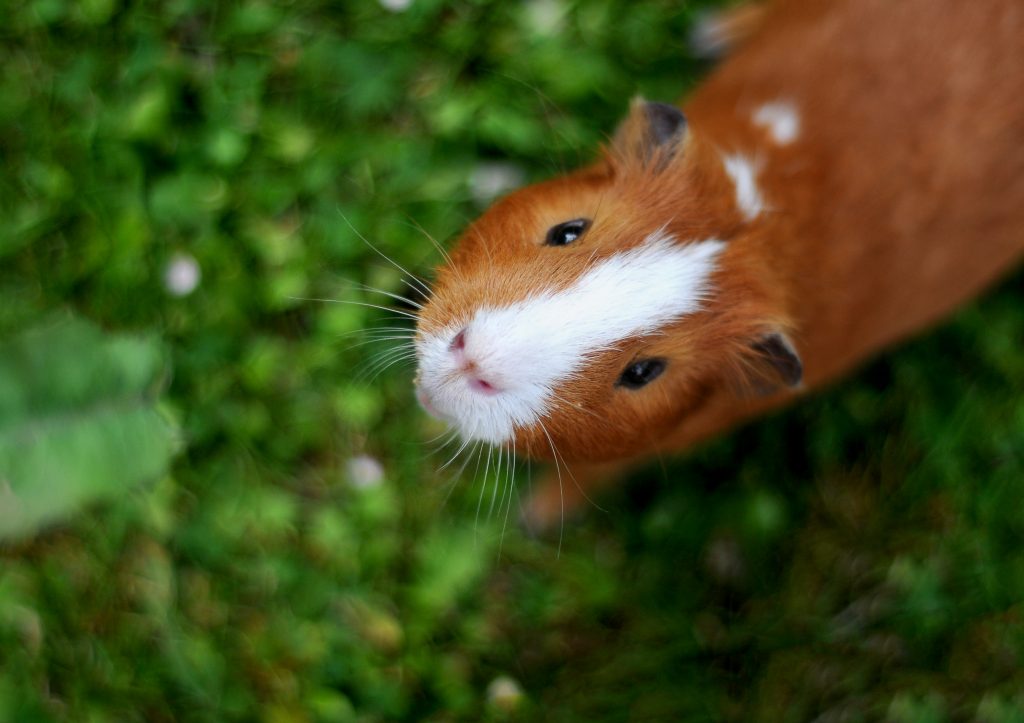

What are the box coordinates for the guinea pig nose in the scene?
[449,328,467,352]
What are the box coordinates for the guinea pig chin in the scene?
[414,231,727,447]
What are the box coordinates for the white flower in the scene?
[524,0,565,36]
[164,253,201,297]
[487,675,524,713]
[346,455,385,489]
[379,0,412,12]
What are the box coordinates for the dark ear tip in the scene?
[752,332,803,388]
[643,102,687,144]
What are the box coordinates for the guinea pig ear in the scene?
[610,97,688,171]
[743,331,803,396]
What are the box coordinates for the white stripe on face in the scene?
[722,154,765,221]
[415,231,726,444]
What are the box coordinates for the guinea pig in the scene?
[413,0,1024,523]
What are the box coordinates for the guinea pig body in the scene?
[414,0,1024,509]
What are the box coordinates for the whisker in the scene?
[536,405,610,517]
[366,343,416,364]
[357,360,409,386]
[359,350,418,383]
[537,419,565,557]
[439,434,475,472]
[423,425,459,448]
[498,440,518,559]
[366,347,418,367]
[366,358,416,384]
[288,296,420,322]
[470,224,496,280]
[336,210,433,297]
[488,445,504,520]
[346,280,424,310]
[543,421,597,520]
[401,215,454,267]
[361,350,409,376]
[438,439,481,512]
[332,327,416,352]
[499,443,515,525]
[400,276,432,305]
[516,457,533,532]
[342,336,416,353]
[475,444,493,538]
[470,438,487,499]
[425,427,460,457]
[336,325,415,339]
[459,441,483,482]
[399,218,472,298]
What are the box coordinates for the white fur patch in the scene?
[722,154,765,221]
[415,232,726,444]
[752,101,800,145]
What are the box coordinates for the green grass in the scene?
[2,0,1023,721]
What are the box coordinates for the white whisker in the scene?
[537,419,564,557]
[337,210,433,297]
[342,336,416,353]
[475,444,494,537]
[498,441,517,559]
[401,216,454,268]
[359,349,417,383]
[289,296,421,321]
[438,434,475,472]
[347,281,424,310]
[488,446,504,520]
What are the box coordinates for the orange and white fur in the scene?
[414,0,1024,527]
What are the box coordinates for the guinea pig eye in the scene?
[545,218,590,246]
[617,358,666,390]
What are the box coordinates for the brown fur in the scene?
[416,0,1024,520]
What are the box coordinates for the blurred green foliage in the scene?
[0,318,179,540]
[1,0,1023,721]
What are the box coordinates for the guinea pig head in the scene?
[414,100,801,463]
